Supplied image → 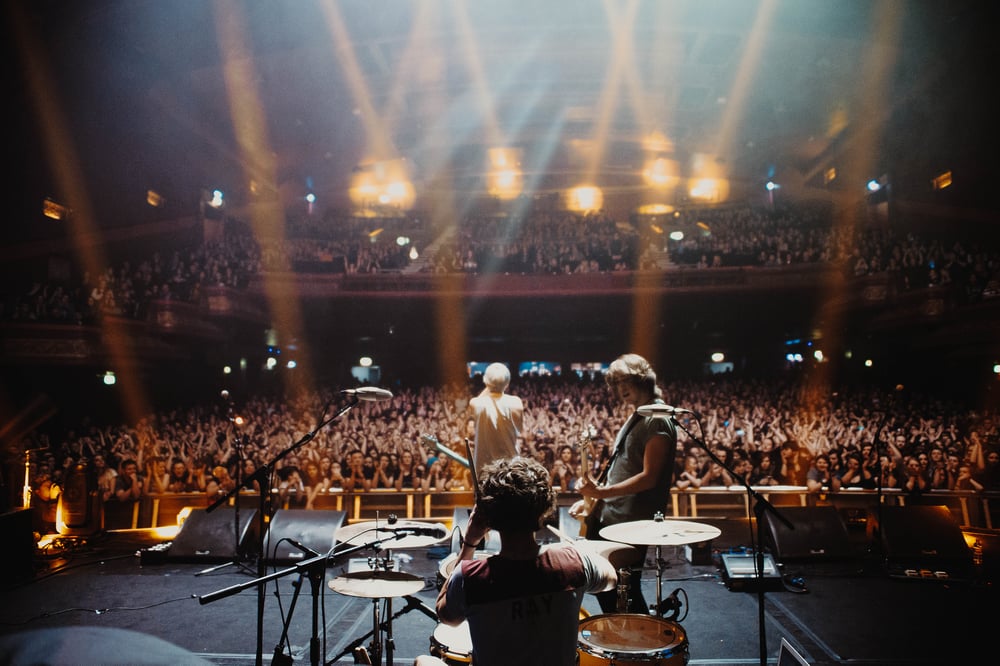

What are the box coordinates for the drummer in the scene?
[415,456,617,666]
[570,353,678,614]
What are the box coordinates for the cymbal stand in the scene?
[651,544,664,614]
[642,511,670,615]
[200,535,383,666]
[326,549,437,666]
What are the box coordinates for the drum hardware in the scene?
[616,567,631,613]
[200,513,435,666]
[329,591,438,665]
[323,516,445,664]
[600,515,721,616]
[327,554,438,665]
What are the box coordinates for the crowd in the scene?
[17,373,1000,531]
[5,201,1000,325]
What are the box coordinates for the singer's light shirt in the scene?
[471,392,523,472]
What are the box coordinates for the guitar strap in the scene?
[596,413,640,484]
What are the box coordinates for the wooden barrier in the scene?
[101,488,1000,532]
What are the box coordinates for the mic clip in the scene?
[656,589,682,620]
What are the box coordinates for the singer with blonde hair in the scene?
[468,362,524,475]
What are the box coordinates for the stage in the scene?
[0,512,996,665]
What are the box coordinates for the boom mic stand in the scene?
[203,395,362,666]
[671,417,793,666]
[199,532,401,666]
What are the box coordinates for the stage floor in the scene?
[0,519,996,666]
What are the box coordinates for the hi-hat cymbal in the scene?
[599,519,722,546]
[334,520,449,549]
[328,570,426,598]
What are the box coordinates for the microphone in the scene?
[657,588,682,619]
[220,389,231,401]
[285,538,320,558]
[636,404,701,419]
[391,526,447,539]
[341,387,394,402]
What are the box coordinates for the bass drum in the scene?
[431,607,591,666]
[578,613,689,665]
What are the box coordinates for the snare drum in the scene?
[578,613,689,665]
[430,621,473,665]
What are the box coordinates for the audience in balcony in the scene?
[6,201,1000,327]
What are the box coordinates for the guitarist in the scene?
[570,353,678,615]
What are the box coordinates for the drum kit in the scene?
[574,516,719,666]
[323,515,716,665]
[431,515,716,666]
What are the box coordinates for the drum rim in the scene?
[578,612,688,656]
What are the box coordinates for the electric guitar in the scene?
[575,425,601,537]
[420,433,479,497]
[420,433,470,469]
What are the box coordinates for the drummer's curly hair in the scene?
[477,456,556,533]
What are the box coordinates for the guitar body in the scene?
[579,499,602,538]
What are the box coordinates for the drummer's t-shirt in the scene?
[441,544,610,666]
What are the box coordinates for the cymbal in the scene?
[328,570,426,598]
[334,520,449,549]
[599,519,722,546]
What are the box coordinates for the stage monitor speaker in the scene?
[264,509,346,564]
[167,508,259,562]
[881,505,973,581]
[762,505,851,561]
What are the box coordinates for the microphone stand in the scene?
[203,396,361,666]
[199,409,254,576]
[671,417,794,666]
[867,391,896,570]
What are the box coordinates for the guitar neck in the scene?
[421,434,470,469]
